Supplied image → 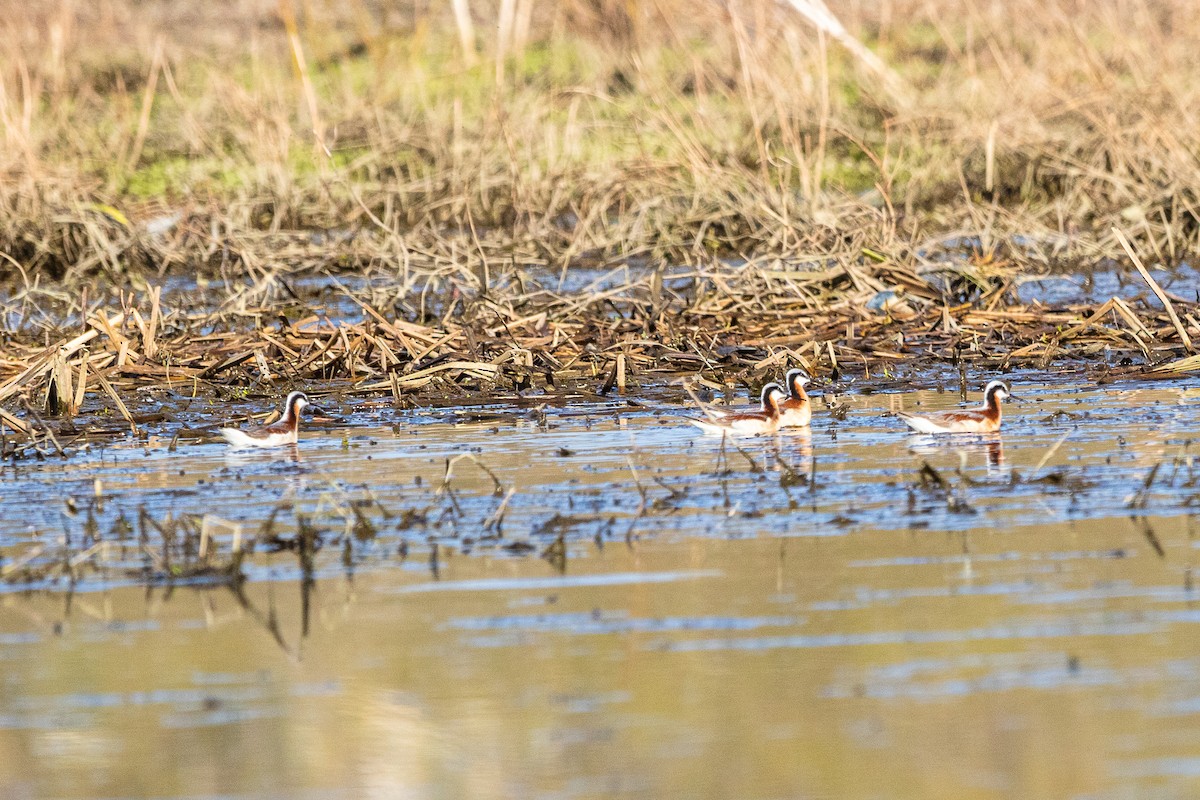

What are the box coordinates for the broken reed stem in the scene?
[94,372,139,435]
[1114,226,1194,352]
[73,351,88,412]
[45,348,72,415]
[0,407,33,436]
[20,401,64,456]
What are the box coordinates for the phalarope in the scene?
[704,369,810,426]
[779,368,812,428]
[218,391,329,449]
[689,383,787,436]
[896,379,1017,434]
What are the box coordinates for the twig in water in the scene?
[541,532,567,574]
[437,453,504,497]
[482,487,516,536]
[730,441,762,473]
[1033,431,1071,476]
[1126,461,1162,510]
[776,453,807,488]
[1133,516,1165,558]
[918,461,949,492]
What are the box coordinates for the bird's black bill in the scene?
[305,405,335,418]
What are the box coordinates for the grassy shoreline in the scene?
[1,0,1199,448]
[3,0,1199,275]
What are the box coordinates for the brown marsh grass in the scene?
[2,0,1199,270]
[1,0,1199,449]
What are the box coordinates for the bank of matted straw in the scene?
[0,220,1197,456]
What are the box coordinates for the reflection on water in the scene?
[906,433,1010,480]
[2,378,1200,798]
[6,521,1200,799]
[1015,262,1200,306]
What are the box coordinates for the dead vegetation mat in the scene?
[2,213,1198,460]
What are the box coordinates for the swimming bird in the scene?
[688,383,787,436]
[218,391,329,448]
[895,380,1017,434]
[779,368,812,428]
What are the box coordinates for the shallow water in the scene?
[4,378,1200,798]
[1013,261,1200,307]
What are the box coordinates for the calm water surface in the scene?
[3,378,1200,799]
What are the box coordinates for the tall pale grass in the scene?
[0,0,1197,280]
